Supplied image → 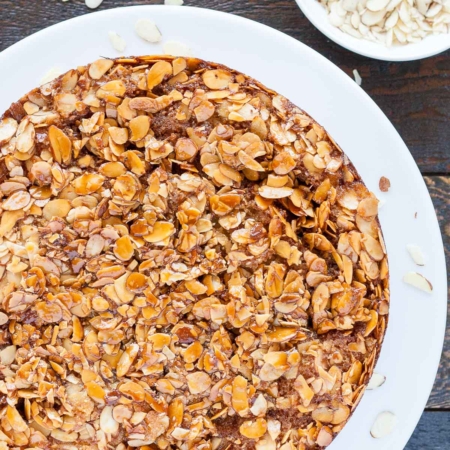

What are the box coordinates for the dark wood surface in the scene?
[0,0,449,447]
[407,412,450,450]
[424,176,450,410]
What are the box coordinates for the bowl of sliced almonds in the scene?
[295,0,450,61]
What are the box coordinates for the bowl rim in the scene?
[295,0,450,61]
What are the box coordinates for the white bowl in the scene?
[295,0,450,61]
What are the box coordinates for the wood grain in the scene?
[425,176,450,409]
[0,0,449,173]
[405,411,450,449]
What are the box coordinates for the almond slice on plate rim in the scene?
[163,40,193,57]
[108,31,127,53]
[367,373,386,390]
[40,67,63,85]
[135,19,162,42]
[406,243,425,266]
[403,271,433,293]
[371,411,398,438]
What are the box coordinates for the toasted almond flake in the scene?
[367,373,386,390]
[186,372,211,395]
[0,312,8,326]
[40,67,63,85]
[353,69,362,86]
[202,69,232,90]
[163,40,193,57]
[0,345,16,365]
[43,199,71,220]
[0,118,18,145]
[135,19,162,43]
[317,427,333,446]
[406,244,425,266]
[240,418,267,439]
[108,31,127,52]
[2,191,31,211]
[147,61,173,90]
[370,411,397,438]
[89,59,114,80]
[100,405,119,434]
[145,221,175,243]
[258,185,293,199]
[403,271,432,293]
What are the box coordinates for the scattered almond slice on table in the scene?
[371,411,398,438]
[403,271,433,293]
[353,69,362,85]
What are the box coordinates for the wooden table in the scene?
[1,0,449,447]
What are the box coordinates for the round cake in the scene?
[0,56,389,450]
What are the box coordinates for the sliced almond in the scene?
[40,67,63,85]
[163,40,192,57]
[370,411,397,438]
[108,32,127,53]
[129,116,150,141]
[100,405,119,434]
[202,69,232,90]
[43,199,71,220]
[135,19,162,43]
[406,244,425,266]
[240,418,267,439]
[49,125,72,164]
[259,185,293,199]
[85,0,103,8]
[147,61,173,90]
[89,59,114,80]
[367,373,386,390]
[2,191,31,211]
[144,222,175,243]
[0,118,18,145]
[403,272,433,293]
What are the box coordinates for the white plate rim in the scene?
[295,0,450,61]
[0,5,447,449]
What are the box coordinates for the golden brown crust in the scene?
[0,56,389,450]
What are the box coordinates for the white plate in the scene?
[295,0,450,61]
[0,5,447,449]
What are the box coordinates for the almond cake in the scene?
[0,56,389,450]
